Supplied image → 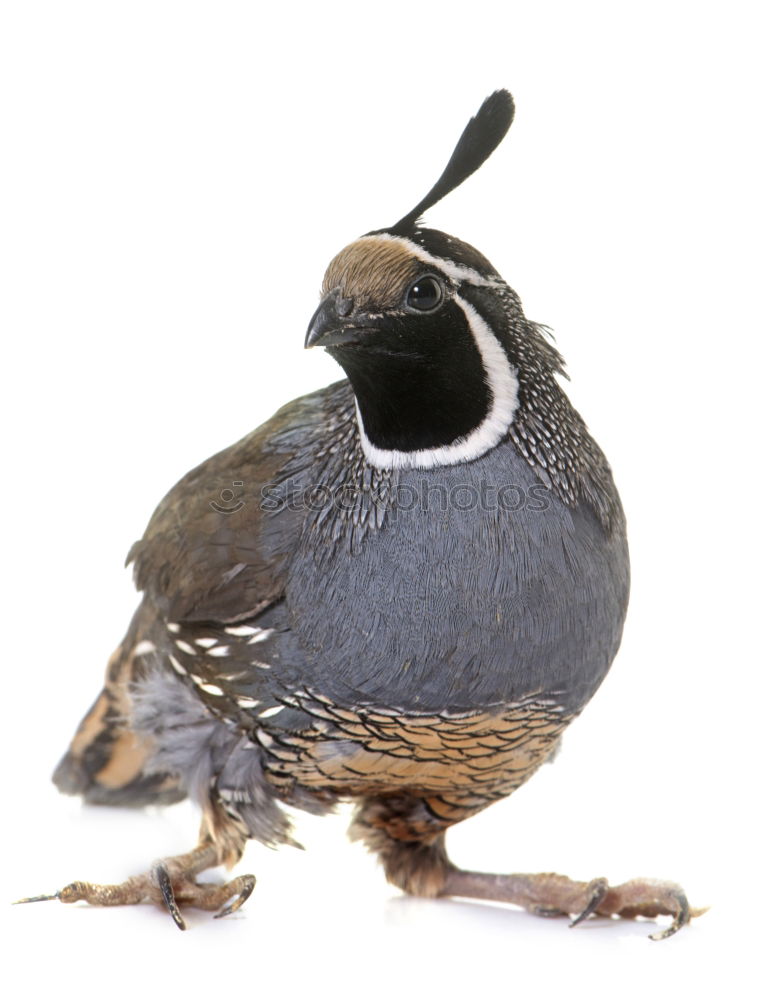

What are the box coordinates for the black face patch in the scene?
[328,299,492,452]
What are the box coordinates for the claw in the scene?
[12,892,61,904]
[569,877,609,928]
[214,875,257,919]
[648,887,690,941]
[153,863,186,931]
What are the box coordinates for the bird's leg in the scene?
[15,829,256,930]
[352,795,703,940]
[439,868,702,940]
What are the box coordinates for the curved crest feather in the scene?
[390,90,515,234]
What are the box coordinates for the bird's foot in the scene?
[441,869,706,940]
[14,842,256,930]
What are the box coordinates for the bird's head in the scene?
[306,91,564,471]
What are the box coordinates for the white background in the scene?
[1,2,756,997]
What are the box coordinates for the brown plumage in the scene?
[18,90,700,938]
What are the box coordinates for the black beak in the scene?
[305,290,369,349]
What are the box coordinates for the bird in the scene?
[20,90,698,938]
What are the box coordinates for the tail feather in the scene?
[53,617,186,808]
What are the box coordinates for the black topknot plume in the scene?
[389,90,515,235]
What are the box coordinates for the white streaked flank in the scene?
[199,682,225,696]
[258,705,284,719]
[236,696,260,708]
[248,629,274,645]
[169,654,187,676]
[195,637,217,648]
[208,645,231,657]
[175,639,196,655]
[133,640,156,657]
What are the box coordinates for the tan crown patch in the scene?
[321,237,419,310]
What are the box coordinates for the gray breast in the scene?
[280,438,630,716]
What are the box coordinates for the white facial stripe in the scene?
[356,294,519,470]
[358,232,503,288]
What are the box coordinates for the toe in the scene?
[213,875,257,919]
[153,863,187,930]
[569,877,609,928]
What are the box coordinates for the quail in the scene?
[21,90,699,938]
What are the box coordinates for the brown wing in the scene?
[55,385,347,804]
[127,386,337,624]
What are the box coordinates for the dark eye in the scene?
[405,275,444,312]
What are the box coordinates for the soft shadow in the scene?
[383,893,665,940]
